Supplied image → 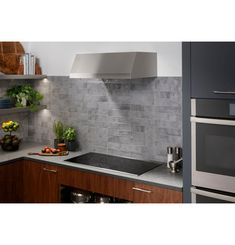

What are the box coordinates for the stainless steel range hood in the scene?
[69,52,157,79]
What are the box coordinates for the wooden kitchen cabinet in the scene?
[0,160,23,203]
[23,160,59,203]
[113,178,134,201]
[58,166,115,197]
[132,182,182,203]
[0,159,182,203]
[89,173,115,197]
[58,165,182,203]
[112,178,182,203]
[58,166,92,191]
[58,166,134,201]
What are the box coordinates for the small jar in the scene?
[57,143,67,152]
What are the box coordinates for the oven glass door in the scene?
[192,117,235,177]
[191,187,235,203]
[196,194,230,203]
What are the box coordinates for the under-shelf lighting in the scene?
[43,78,48,83]
[40,108,51,117]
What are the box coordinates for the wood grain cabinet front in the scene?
[57,166,183,203]
[0,159,182,203]
[58,166,115,197]
[0,160,23,203]
[23,160,59,203]
[58,166,92,191]
[113,178,134,201]
[132,183,183,203]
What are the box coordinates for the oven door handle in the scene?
[191,117,235,126]
[213,91,235,95]
[191,187,235,203]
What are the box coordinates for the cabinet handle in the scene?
[213,91,235,95]
[43,167,57,173]
[132,187,152,194]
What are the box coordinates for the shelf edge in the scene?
[0,75,47,80]
[0,105,47,115]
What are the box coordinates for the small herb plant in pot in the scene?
[0,121,21,151]
[63,127,77,151]
[6,84,43,112]
[53,120,64,148]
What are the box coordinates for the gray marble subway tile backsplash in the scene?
[0,76,182,162]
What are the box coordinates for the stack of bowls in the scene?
[0,97,13,109]
[70,190,92,203]
[93,195,112,203]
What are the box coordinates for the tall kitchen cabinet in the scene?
[182,42,235,202]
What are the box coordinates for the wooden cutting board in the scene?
[0,42,25,74]
[28,151,69,156]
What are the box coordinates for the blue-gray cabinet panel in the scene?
[191,42,235,99]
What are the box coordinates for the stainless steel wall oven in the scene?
[191,98,235,202]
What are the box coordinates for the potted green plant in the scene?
[6,84,43,112]
[63,127,77,151]
[0,120,21,151]
[53,120,64,148]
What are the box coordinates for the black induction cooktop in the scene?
[65,152,162,175]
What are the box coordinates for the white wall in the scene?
[27,42,182,77]
[21,42,30,52]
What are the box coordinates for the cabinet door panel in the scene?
[113,178,134,201]
[23,160,59,203]
[191,42,235,99]
[58,166,91,191]
[89,173,115,197]
[58,166,115,197]
[0,161,23,203]
[133,183,182,203]
[23,160,41,202]
[39,164,59,203]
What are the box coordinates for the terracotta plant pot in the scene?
[54,139,64,148]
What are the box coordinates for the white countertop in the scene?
[0,142,183,191]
